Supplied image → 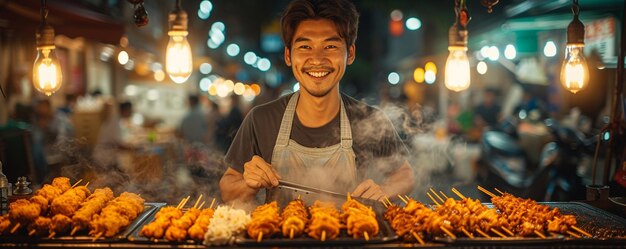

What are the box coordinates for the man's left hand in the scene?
[351,179,386,201]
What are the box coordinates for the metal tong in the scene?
[277,180,349,199]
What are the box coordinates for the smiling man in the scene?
[219,0,414,206]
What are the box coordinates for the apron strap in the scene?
[275,92,299,147]
[274,91,353,148]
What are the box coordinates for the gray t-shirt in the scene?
[224,93,408,181]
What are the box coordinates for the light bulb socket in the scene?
[168,8,188,32]
[36,23,55,49]
[567,14,585,45]
[448,23,468,47]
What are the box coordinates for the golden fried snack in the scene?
[341,198,379,239]
[246,201,281,241]
[140,206,183,239]
[89,192,145,238]
[281,199,308,239]
[307,201,341,241]
[188,208,214,241]
[71,187,114,234]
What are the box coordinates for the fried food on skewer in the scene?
[140,206,183,239]
[188,207,215,241]
[50,186,91,217]
[27,217,51,237]
[491,192,578,236]
[71,187,115,235]
[164,207,201,241]
[307,201,341,241]
[89,192,145,238]
[0,214,13,234]
[49,214,72,236]
[341,197,379,239]
[246,201,281,241]
[280,199,308,239]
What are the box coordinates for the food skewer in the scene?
[426,193,440,206]
[429,188,445,203]
[571,225,592,237]
[411,231,425,245]
[70,179,83,189]
[397,195,408,204]
[193,194,203,209]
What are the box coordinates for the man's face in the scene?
[284,19,355,98]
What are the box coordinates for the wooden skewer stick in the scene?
[84,182,90,188]
[405,195,411,201]
[476,228,491,238]
[290,228,294,239]
[70,227,79,236]
[412,231,425,245]
[501,227,514,237]
[440,226,456,239]
[71,179,83,188]
[321,230,326,242]
[363,231,370,241]
[491,228,507,238]
[28,230,36,236]
[533,230,546,239]
[257,232,263,242]
[297,194,301,200]
[397,194,408,204]
[347,192,351,201]
[477,186,496,198]
[451,188,467,199]
[193,194,203,209]
[181,195,192,208]
[440,191,449,199]
[383,196,393,206]
[380,200,388,208]
[567,230,582,238]
[494,188,504,195]
[198,201,206,209]
[92,232,103,242]
[176,197,187,209]
[426,193,440,206]
[10,223,21,234]
[571,226,592,238]
[461,227,473,238]
[209,198,216,209]
[429,188,445,203]
[48,232,57,239]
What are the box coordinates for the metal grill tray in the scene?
[234,205,398,246]
[0,202,163,243]
[434,202,626,245]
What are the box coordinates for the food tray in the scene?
[0,202,163,243]
[435,202,626,245]
[234,205,398,246]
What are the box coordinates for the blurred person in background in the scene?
[219,0,414,206]
[178,94,209,145]
[474,88,501,129]
[215,94,243,153]
[92,101,137,169]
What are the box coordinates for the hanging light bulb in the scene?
[560,0,588,94]
[445,0,471,92]
[166,0,192,84]
[33,0,62,96]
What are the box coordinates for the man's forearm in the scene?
[219,172,259,204]
[381,162,415,196]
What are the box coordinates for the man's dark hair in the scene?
[119,101,132,113]
[280,0,359,49]
[188,94,200,107]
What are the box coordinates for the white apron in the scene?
[266,92,357,206]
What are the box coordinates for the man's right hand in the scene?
[242,155,281,189]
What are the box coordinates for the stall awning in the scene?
[0,0,124,45]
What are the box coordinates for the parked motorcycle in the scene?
[476,118,596,201]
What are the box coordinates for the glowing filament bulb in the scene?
[166,31,193,83]
[560,44,588,94]
[444,46,471,92]
[33,48,62,96]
